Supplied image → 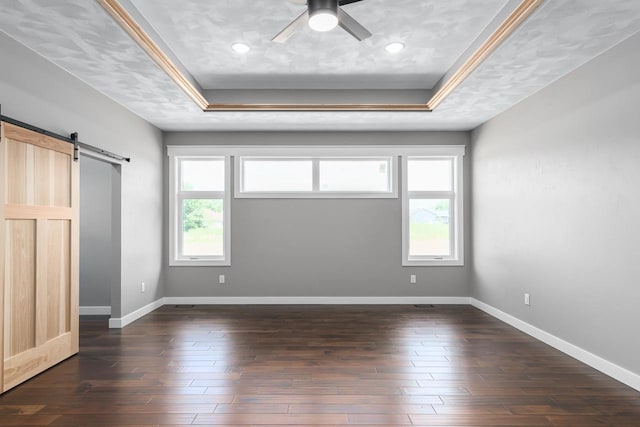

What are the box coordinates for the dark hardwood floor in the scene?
[1,305,639,426]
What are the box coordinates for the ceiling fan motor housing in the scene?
[309,0,339,16]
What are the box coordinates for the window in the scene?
[236,156,396,198]
[168,144,464,268]
[319,158,391,192]
[402,156,464,266]
[169,155,230,266]
[242,158,313,192]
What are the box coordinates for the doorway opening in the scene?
[79,154,122,321]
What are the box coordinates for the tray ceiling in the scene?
[1,0,640,131]
[129,0,509,90]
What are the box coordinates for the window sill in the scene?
[234,192,398,199]
[403,259,464,267]
[170,259,230,267]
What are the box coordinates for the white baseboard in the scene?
[79,306,111,315]
[108,298,165,329]
[470,298,640,392]
[163,296,471,305]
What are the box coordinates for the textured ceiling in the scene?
[129,0,508,90]
[0,0,639,131]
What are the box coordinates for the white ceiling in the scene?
[1,0,640,132]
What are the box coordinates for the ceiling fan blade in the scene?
[272,10,309,43]
[339,0,364,5]
[337,7,372,41]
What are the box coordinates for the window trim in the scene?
[402,155,464,266]
[235,155,397,199]
[169,154,231,266]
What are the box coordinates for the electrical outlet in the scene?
[219,274,225,284]
[410,274,417,284]
[141,282,145,293]
[524,293,530,306]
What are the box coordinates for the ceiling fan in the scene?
[272,0,372,43]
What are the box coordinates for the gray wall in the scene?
[471,32,640,374]
[80,156,113,307]
[164,131,471,298]
[0,32,164,318]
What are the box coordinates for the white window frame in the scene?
[235,155,397,199]
[168,153,231,266]
[402,155,464,266]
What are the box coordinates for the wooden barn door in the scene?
[0,121,79,393]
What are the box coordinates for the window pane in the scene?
[319,159,390,192]
[408,159,452,192]
[409,199,451,257]
[182,199,224,257]
[181,159,224,191]
[243,160,312,192]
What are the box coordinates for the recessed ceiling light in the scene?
[231,42,250,54]
[385,42,405,54]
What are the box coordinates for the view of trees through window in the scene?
[174,157,226,261]
[182,199,223,256]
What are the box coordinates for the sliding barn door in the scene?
[0,121,79,393]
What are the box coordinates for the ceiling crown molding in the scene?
[97,0,544,112]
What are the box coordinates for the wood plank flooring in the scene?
[1,304,639,426]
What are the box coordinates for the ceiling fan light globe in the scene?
[309,11,338,32]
